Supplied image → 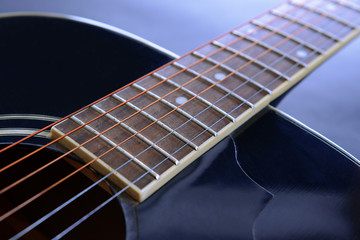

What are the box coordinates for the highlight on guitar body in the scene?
[1,0,360,239]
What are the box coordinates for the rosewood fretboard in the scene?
[51,0,360,202]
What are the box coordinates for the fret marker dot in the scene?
[296,50,308,58]
[325,3,336,11]
[176,96,188,105]
[246,27,255,34]
[214,73,226,80]
[292,0,305,4]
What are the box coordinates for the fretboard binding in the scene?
[271,9,342,41]
[231,30,309,68]
[152,72,236,123]
[192,51,275,97]
[292,0,359,29]
[90,104,180,165]
[111,94,199,150]
[251,19,326,54]
[172,61,269,101]
[69,115,160,180]
[211,40,291,80]
[132,83,218,136]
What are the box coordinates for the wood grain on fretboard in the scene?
[51,0,360,202]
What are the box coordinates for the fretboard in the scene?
[51,0,360,202]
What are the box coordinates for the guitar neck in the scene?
[51,0,360,202]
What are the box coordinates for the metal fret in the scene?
[111,93,199,150]
[211,40,292,80]
[90,104,180,165]
[332,0,360,13]
[231,30,309,68]
[291,0,359,29]
[251,19,326,54]
[172,61,261,105]
[192,51,276,95]
[70,115,160,180]
[152,72,236,122]
[132,83,218,136]
[271,9,342,41]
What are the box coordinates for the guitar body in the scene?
[1,14,360,239]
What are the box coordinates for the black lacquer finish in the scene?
[236,110,360,239]
[0,15,173,144]
[1,14,360,240]
[135,137,272,240]
[133,108,360,239]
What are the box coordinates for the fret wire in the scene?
[69,115,160,180]
[231,30,309,68]
[114,1,349,169]
[194,21,343,147]
[90,105,180,165]
[14,2,352,237]
[251,19,326,53]
[333,0,360,12]
[193,51,276,93]
[233,7,352,72]
[172,61,271,99]
[270,9,342,41]
[211,40,292,79]
[152,72,236,122]
[111,94,199,150]
[194,50,286,90]
[132,83,218,136]
[291,0,359,29]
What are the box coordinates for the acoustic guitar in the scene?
[1,0,360,239]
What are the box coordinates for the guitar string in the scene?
[0,0,344,223]
[54,17,350,240]
[52,2,356,238]
[0,7,304,206]
[0,0,305,194]
[22,14,350,240]
[6,1,360,238]
[2,14,314,230]
[0,0,306,177]
[9,1,348,238]
[13,2,358,239]
[0,0,320,211]
[4,3,354,232]
[0,0,282,165]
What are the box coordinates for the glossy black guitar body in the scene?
[1,15,360,239]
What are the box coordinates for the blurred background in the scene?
[0,0,359,159]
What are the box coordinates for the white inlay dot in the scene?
[296,50,308,58]
[176,96,188,105]
[292,0,306,4]
[246,27,255,34]
[214,73,226,80]
[325,3,337,11]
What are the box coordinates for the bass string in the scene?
[0,0,309,202]
[9,0,344,238]
[0,0,326,224]
[0,0,301,174]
